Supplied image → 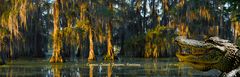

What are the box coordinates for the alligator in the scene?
[175,36,240,76]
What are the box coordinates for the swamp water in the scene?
[0,58,221,77]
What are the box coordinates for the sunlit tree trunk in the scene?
[106,23,114,59]
[50,0,63,63]
[79,1,96,60]
[88,28,95,60]
[105,1,114,60]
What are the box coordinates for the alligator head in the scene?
[175,36,240,72]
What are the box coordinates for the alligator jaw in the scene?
[176,50,222,64]
[175,36,240,72]
[175,36,225,71]
[176,50,222,71]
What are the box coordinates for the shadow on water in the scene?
[0,58,221,77]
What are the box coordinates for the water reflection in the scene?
[107,63,112,77]
[89,63,93,77]
[88,62,114,77]
[51,64,62,77]
[0,58,220,77]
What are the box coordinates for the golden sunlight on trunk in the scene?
[177,23,189,36]
[105,2,114,60]
[50,0,63,63]
[88,28,95,60]
[105,22,114,60]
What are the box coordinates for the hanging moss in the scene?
[144,25,170,58]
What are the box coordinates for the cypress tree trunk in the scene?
[50,0,63,63]
[106,23,114,60]
[88,28,95,60]
[105,2,114,60]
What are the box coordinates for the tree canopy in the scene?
[0,0,239,62]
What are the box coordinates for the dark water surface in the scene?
[0,58,220,77]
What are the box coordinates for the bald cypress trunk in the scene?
[88,28,95,60]
[50,0,63,63]
[105,2,114,60]
[106,23,114,60]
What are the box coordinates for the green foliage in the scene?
[123,34,145,57]
[145,25,167,58]
[62,27,84,46]
[96,6,113,17]
[76,19,90,31]
[146,26,167,37]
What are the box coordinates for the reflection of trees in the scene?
[89,64,94,77]
[143,59,196,76]
[51,63,84,77]
[177,63,185,76]
[108,63,112,77]
[89,63,114,77]
[6,61,13,77]
[51,64,62,77]
[143,59,159,75]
